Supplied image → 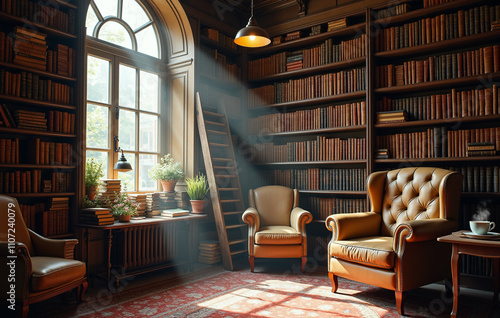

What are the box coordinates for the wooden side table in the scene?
[437,231,500,318]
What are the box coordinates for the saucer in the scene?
[462,231,500,240]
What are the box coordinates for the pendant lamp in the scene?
[113,135,133,172]
[234,0,270,48]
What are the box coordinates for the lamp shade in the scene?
[114,150,132,172]
[234,16,270,48]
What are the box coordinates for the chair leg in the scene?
[301,257,307,273]
[395,290,405,315]
[249,256,254,272]
[328,272,338,293]
[22,303,29,318]
[77,280,88,302]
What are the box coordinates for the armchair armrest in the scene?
[0,241,32,300]
[290,207,312,233]
[394,218,458,250]
[29,229,78,259]
[326,212,381,240]
[242,208,260,234]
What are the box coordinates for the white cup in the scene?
[470,220,496,235]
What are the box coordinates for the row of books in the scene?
[376,45,500,87]
[303,196,368,221]
[260,168,367,191]
[423,0,455,8]
[374,2,410,19]
[0,170,71,193]
[248,67,366,107]
[27,139,73,165]
[47,44,75,77]
[199,46,240,83]
[201,27,237,50]
[19,202,45,231]
[40,208,69,237]
[0,69,74,105]
[20,197,69,237]
[450,165,500,193]
[0,137,18,164]
[0,104,75,133]
[248,35,366,79]
[375,4,500,52]
[1,0,76,34]
[248,101,366,135]
[251,137,366,163]
[376,85,500,121]
[376,127,500,159]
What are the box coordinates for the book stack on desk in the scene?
[95,179,121,208]
[129,193,146,218]
[198,240,221,265]
[79,208,114,226]
[160,208,189,217]
[176,191,190,210]
[146,192,177,217]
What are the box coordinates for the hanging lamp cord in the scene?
[251,0,254,17]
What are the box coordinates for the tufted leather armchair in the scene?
[326,167,462,315]
[0,195,87,317]
[242,185,313,272]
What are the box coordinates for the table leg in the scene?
[188,219,199,271]
[106,229,113,289]
[451,244,460,318]
[85,228,91,281]
[494,258,499,303]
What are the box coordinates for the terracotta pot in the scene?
[161,179,177,192]
[86,185,98,201]
[190,199,205,214]
[119,215,131,222]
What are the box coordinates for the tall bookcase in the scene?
[0,0,83,238]
[243,0,500,273]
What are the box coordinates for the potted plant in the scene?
[185,174,209,214]
[110,192,139,222]
[148,154,184,192]
[85,158,104,201]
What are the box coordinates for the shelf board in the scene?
[250,90,366,110]
[248,22,367,56]
[252,160,367,166]
[0,94,76,110]
[374,73,500,95]
[0,12,77,39]
[299,190,366,195]
[7,192,76,198]
[0,61,77,82]
[248,57,366,84]
[200,36,239,56]
[0,127,76,138]
[375,30,500,60]
[375,115,500,129]
[250,125,366,137]
[0,164,75,169]
[375,156,500,164]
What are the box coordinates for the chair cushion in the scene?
[31,256,86,292]
[328,236,395,269]
[255,225,302,245]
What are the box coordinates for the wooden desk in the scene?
[437,231,500,318]
[76,214,207,289]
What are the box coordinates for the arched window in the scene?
[85,0,166,192]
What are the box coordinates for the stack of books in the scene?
[327,18,348,32]
[466,142,496,157]
[176,191,190,210]
[146,192,177,217]
[272,35,284,45]
[41,197,69,236]
[96,179,121,208]
[160,208,189,217]
[13,110,47,131]
[198,240,221,265]
[376,110,408,123]
[374,3,410,19]
[286,50,303,72]
[12,27,47,71]
[375,148,391,159]
[310,24,323,36]
[129,194,146,218]
[492,20,500,31]
[285,30,302,42]
[79,208,114,226]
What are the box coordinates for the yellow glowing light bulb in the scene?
[249,35,256,41]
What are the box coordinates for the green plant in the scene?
[110,192,139,216]
[185,174,209,200]
[148,154,184,181]
[85,157,104,188]
[82,195,102,208]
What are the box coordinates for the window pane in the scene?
[98,21,133,50]
[137,25,159,58]
[87,104,109,148]
[86,151,108,179]
[119,65,137,108]
[87,56,110,103]
[85,6,99,36]
[118,153,135,192]
[139,154,157,191]
[139,113,158,152]
[122,0,150,31]
[93,0,118,18]
[140,70,158,112]
[119,109,136,150]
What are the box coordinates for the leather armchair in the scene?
[326,167,462,315]
[242,185,313,272]
[0,195,87,317]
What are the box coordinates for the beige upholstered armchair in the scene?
[242,185,313,272]
[326,167,463,315]
[0,195,87,317]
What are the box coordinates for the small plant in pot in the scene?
[148,154,184,192]
[85,158,104,201]
[110,191,139,222]
[185,174,209,214]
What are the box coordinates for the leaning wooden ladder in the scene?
[195,92,247,270]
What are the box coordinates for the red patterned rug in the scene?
[35,267,494,318]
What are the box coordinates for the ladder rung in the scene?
[229,238,247,245]
[203,110,224,117]
[209,142,229,147]
[205,120,224,126]
[226,223,246,229]
[223,211,243,216]
[207,129,227,135]
[221,199,241,203]
[213,158,232,161]
[214,166,235,170]
[219,188,239,191]
[230,249,247,256]
[215,175,236,178]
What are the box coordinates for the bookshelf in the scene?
[0,0,83,238]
